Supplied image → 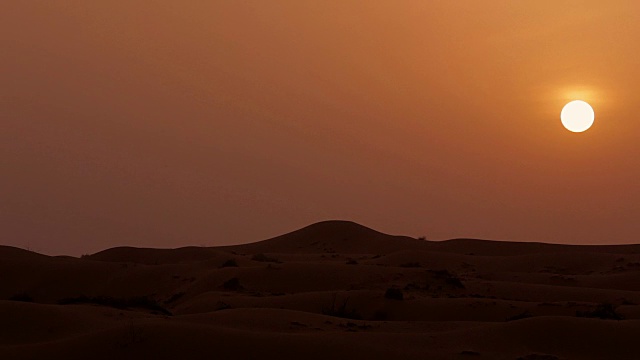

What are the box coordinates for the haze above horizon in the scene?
[2,1,640,255]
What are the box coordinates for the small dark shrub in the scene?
[404,282,424,291]
[429,269,465,289]
[346,259,358,265]
[322,294,361,320]
[220,259,238,268]
[445,277,465,288]
[251,253,280,263]
[576,303,623,320]
[418,236,427,241]
[222,277,243,291]
[9,292,33,302]
[384,288,404,300]
[431,269,453,278]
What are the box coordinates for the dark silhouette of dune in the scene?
[78,220,640,263]
[430,238,640,256]
[225,220,425,254]
[2,221,640,359]
[87,246,228,264]
[0,245,49,261]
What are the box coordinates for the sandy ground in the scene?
[2,220,640,359]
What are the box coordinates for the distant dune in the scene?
[2,220,640,359]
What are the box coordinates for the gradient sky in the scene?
[3,1,640,255]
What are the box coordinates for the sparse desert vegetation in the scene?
[384,287,404,300]
[251,253,281,263]
[221,277,243,291]
[220,258,238,268]
[322,294,362,320]
[576,302,623,320]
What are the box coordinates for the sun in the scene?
[560,100,594,132]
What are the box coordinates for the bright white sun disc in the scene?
[561,100,594,132]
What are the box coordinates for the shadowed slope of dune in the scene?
[224,220,426,254]
[83,221,422,264]
[430,238,640,256]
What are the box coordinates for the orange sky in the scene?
[2,1,640,255]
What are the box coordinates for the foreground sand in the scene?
[2,221,640,359]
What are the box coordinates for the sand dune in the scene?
[2,221,640,359]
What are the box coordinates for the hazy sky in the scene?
[3,1,640,255]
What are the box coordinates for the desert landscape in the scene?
[2,221,639,359]
[5,1,640,359]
